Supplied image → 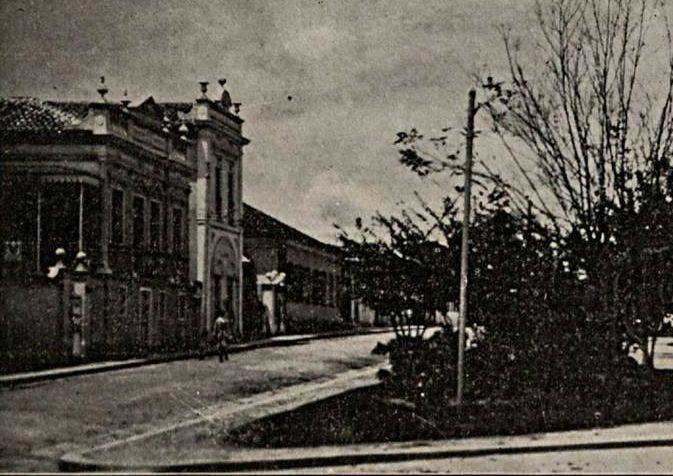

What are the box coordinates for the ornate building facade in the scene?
[0,81,248,372]
[159,83,248,334]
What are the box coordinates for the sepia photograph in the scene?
[1,0,673,473]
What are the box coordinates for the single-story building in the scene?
[242,203,352,334]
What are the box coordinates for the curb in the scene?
[58,436,673,472]
[0,327,393,387]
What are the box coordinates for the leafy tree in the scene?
[337,196,465,409]
[393,0,673,370]
[338,194,461,339]
[337,2,673,420]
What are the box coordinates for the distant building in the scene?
[0,81,248,372]
[242,204,351,334]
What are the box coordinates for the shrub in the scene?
[376,327,459,409]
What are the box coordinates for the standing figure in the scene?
[214,306,230,362]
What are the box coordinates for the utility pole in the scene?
[456,89,477,404]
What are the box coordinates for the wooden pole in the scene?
[78,182,84,252]
[36,186,42,273]
[456,89,477,404]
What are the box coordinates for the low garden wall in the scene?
[0,277,67,373]
[0,272,201,374]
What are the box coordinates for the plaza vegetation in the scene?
[227,1,673,447]
[339,0,673,431]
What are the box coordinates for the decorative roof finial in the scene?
[199,81,209,98]
[179,122,189,141]
[233,103,241,114]
[218,78,232,111]
[74,251,89,275]
[120,89,131,108]
[97,76,109,102]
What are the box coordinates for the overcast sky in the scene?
[1,0,670,243]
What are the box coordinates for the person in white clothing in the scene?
[213,307,230,362]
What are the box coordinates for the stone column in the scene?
[260,284,276,334]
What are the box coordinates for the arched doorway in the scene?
[208,236,239,331]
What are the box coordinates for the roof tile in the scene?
[0,97,87,133]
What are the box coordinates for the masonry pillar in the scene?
[260,284,276,334]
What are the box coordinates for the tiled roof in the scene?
[243,203,342,256]
[44,101,91,119]
[0,97,88,133]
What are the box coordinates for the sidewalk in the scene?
[0,326,393,387]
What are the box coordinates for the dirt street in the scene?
[0,332,392,471]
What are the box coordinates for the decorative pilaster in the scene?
[99,167,112,275]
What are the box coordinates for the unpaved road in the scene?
[0,332,392,471]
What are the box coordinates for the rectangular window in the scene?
[311,270,321,305]
[227,276,235,317]
[139,288,152,350]
[111,189,125,244]
[227,166,235,225]
[110,284,128,349]
[172,207,184,255]
[335,275,342,307]
[150,200,162,251]
[132,196,146,249]
[215,161,223,219]
[286,263,300,302]
[320,272,328,306]
[320,272,327,305]
[326,273,333,307]
[120,284,128,319]
[177,293,186,344]
[212,274,222,317]
[301,267,311,303]
[312,271,319,305]
[159,291,167,346]
[151,289,160,348]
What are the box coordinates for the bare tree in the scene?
[487,0,673,368]
[490,0,673,240]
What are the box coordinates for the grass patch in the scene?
[224,371,673,448]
